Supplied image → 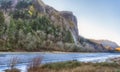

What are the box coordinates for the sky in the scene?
[43,0,120,45]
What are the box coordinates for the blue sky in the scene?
[43,0,120,45]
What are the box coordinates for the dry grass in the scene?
[27,56,47,72]
[5,57,20,72]
[4,68,20,72]
[47,66,118,72]
[39,61,120,72]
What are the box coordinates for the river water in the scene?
[0,52,120,72]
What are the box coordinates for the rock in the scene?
[10,0,118,52]
[32,0,109,52]
[33,0,46,13]
[79,36,107,52]
[32,0,79,45]
[60,11,79,44]
[89,39,119,50]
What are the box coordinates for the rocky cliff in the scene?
[79,36,107,52]
[33,0,79,44]
[0,0,80,51]
[90,40,119,50]
[33,0,107,51]
[0,0,117,52]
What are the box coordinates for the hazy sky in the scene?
[43,0,120,45]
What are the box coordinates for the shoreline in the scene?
[0,51,116,54]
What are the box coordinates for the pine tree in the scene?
[0,11,5,35]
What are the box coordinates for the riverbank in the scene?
[41,61,120,72]
[0,51,114,54]
[4,60,120,72]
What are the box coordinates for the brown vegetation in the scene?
[5,68,20,72]
[27,56,46,72]
[41,61,120,72]
[5,57,20,72]
[27,59,120,72]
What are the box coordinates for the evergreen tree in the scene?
[0,11,5,35]
[0,0,12,12]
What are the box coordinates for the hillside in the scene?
[0,0,117,52]
[89,39,119,50]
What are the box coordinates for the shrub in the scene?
[63,43,80,52]
[15,0,32,10]
[12,10,30,19]
[0,11,5,24]
[27,56,44,72]
[63,30,74,43]
[5,57,20,72]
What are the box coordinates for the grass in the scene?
[41,61,120,72]
[42,61,81,70]
[4,68,20,72]
[27,59,120,72]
